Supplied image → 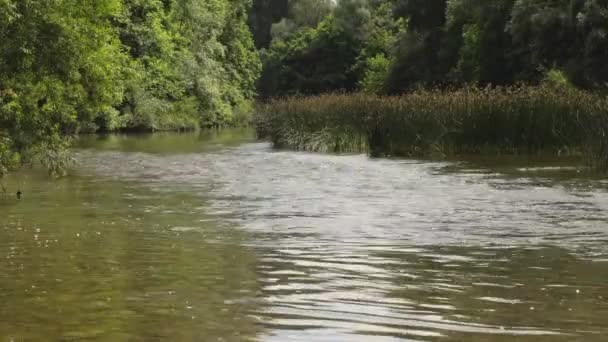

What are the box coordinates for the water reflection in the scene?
[0,172,262,341]
[2,130,608,341]
[75,129,256,154]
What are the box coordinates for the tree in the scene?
[0,0,127,176]
[385,0,451,92]
[248,0,289,48]
[576,0,608,87]
[356,1,406,93]
[0,0,262,177]
[446,0,517,85]
[258,0,375,97]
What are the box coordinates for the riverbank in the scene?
[254,87,608,169]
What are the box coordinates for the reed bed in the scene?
[254,87,608,169]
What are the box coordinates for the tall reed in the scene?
[254,86,608,168]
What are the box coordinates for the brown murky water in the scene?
[1,129,607,341]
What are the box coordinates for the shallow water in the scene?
[1,129,608,341]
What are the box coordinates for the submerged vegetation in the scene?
[255,86,608,168]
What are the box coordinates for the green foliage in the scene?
[115,0,261,129]
[351,1,405,91]
[4,0,608,177]
[252,0,608,171]
[258,0,378,98]
[291,0,335,28]
[0,0,261,177]
[0,0,127,176]
[253,0,608,96]
[394,0,448,30]
[542,68,574,89]
[452,24,482,82]
[359,54,392,94]
[260,17,358,97]
[255,87,608,166]
[269,0,334,39]
[248,0,289,48]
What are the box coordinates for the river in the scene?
[1,129,607,341]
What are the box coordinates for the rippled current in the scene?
[1,130,608,341]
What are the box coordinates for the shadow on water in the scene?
[75,128,256,154]
[2,129,608,341]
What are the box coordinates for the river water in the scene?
[1,129,607,341]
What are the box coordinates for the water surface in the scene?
[1,129,607,341]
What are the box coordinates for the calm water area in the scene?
[1,129,607,341]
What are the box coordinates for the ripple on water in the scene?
[28,142,608,340]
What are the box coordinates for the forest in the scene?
[2,0,608,176]
[251,0,608,97]
[0,0,260,176]
[252,0,608,166]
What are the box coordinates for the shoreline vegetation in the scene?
[3,0,608,177]
[0,0,260,178]
[254,86,608,170]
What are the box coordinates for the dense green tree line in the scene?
[254,0,608,98]
[2,0,608,176]
[0,0,260,177]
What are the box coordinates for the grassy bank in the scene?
[254,87,608,169]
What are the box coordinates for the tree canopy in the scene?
[253,0,608,97]
[0,0,260,176]
[2,0,608,176]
